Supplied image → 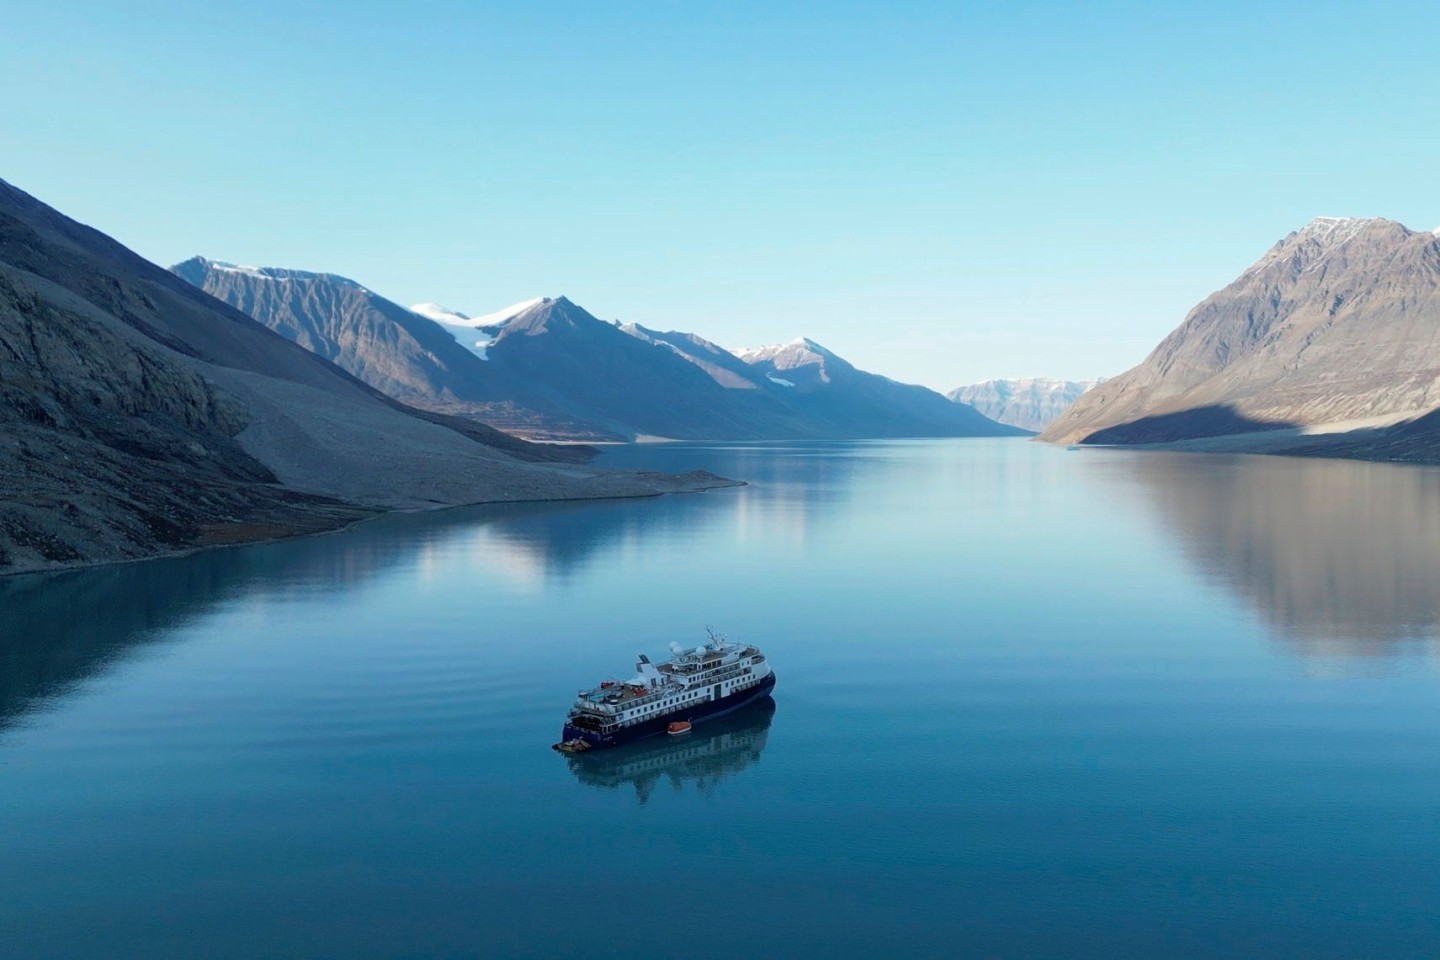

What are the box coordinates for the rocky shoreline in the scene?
[0,178,747,579]
[2,469,744,579]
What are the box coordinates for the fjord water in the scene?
[4,440,1440,959]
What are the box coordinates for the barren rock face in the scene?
[0,179,734,575]
[1041,218,1440,444]
[184,262,1025,441]
[0,268,367,573]
[172,259,606,441]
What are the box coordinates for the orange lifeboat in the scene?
[667,721,692,736]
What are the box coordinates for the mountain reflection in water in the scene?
[0,488,757,733]
[566,697,775,804]
[8,440,1440,959]
[1098,452,1440,658]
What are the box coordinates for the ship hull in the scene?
[561,672,776,750]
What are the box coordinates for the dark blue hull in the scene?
[561,672,776,749]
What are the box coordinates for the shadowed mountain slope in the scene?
[734,337,1026,438]
[479,300,1022,439]
[478,297,794,439]
[184,263,1022,440]
[0,180,732,575]
[172,259,612,441]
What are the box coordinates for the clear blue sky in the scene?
[4,1,1438,390]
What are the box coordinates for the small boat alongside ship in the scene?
[553,632,776,752]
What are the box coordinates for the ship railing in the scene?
[575,666,755,717]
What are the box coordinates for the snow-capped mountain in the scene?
[471,297,809,439]
[724,335,1021,437]
[176,261,1022,441]
[409,303,496,359]
[409,298,547,360]
[172,261,608,439]
[949,377,1105,431]
[0,179,620,574]
[733,338,842,388]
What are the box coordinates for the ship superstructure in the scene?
[555,632,776,751]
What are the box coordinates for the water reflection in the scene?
[599,441,872,552]
[0,494,720,731]
[0,522,430,731]
[419,496,728,587]
[1099,452,1440,658]
[565,697,775,804]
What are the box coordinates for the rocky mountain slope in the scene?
[475,296,796,439]
[184,261,1022,440]
[731,337,1022,438]
[1042,217,1440,445]
[948,377,1104,431]
[487,307,1024,439]
[0,180,733,575]
[173,259,606,440]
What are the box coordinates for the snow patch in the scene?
[412,297,544,329]
[766,375,796,387]
[208,261,278,279]
[733,337,830,363]
[435,322,496,360]
[473,297,546,327]
[1299,216,1387,247]
[410,302,471,325]
[413,296,545,359]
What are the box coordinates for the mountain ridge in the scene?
[173,262,613,440]
[1041,216,1440,446]
[182,267,1025,441]
[0,179,736,575]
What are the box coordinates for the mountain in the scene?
[184,260,1023,440]
[172,260,606,440]
[0,180,731,575]
[410,298,544,359]
[178,270,825,440]
[948,377,1105,431]
[477,297,801,440]
[621,322,773,391]
[730,337,1026,438]
[621,325,1024,437]
[1042,217,1440,446]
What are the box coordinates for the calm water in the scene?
[4,439,1440,958]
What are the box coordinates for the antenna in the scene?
[706,626,728,648]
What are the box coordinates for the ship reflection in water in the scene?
[565,697,776,804]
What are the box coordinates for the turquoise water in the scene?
[3,439,1440,958]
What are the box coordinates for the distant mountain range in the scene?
[0,180,731,575]
[171,259,600,439]
[1043,217,1440,452]
[948,378,1105,431]
[175,260,1025,442]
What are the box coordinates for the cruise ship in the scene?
[555,632,776,751]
